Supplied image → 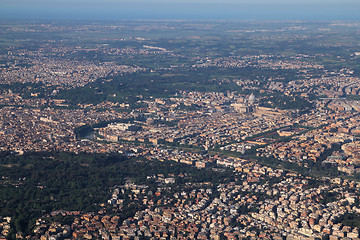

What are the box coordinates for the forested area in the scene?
[0,151,234,236]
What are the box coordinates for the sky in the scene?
[1,0,360,20]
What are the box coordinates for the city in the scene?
[0,20,360,239]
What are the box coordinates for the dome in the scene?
[249,93,256,104]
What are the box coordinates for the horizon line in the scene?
[1,18,360,22]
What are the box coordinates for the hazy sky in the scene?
[1,0,359,20]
